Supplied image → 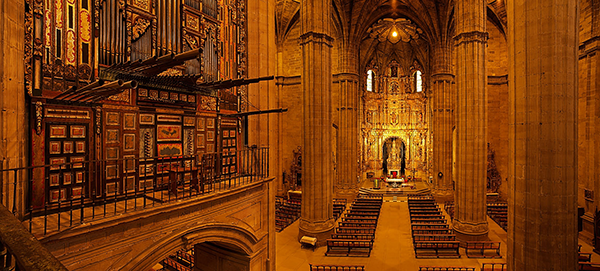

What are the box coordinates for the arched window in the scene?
[366,70,374,92]
[414,70,423,92]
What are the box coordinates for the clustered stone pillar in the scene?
[0,0,27,215]
[298,0,335,243]
[336,42,360,197]
[507,0,579,270]
[431,43,455,199]
[452,0,489,240]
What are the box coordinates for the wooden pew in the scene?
[419,267,476,271]
[343,213,378,220]
[414,241,461,258]
[325,239,373,257]
[176,250,194,265]
[411,223,449,231]
[331,233,375,241]
[335,227,376,235]
[409,205,440,210]
[341,217,378,224]
[338,221,377,228]
[347,210,380,216]
[410,218,447,224]
[349,205,381,210]
[357,193,383,199]
[412,234,456,243]
[580,262,600,271]
[410,214,445,220]
[412,228,454,235]
[581,252,593,262]
[162,257,191,271]
[464,241,502,258]
[481,263,506,271]
[409,210,443,215]
[309,264,365,271]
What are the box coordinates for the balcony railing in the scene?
[0,147,269,237]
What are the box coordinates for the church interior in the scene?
[0,0,596,270]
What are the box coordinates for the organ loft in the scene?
[0,0,595,270]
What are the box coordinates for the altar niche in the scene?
[382,137,406,176]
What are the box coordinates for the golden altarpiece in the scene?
[360,19,431,179]
[24,0,252,208]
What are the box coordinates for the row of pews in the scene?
[580,245,600,270]
[275,194,302,232]
[160,249,194,271]
[325,194,383,257]
[418,263,506,271]
[333,198,347,220]
[409,195,460,258]
[309,264,365,271]
[486,202,507,230]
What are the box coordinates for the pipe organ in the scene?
[24,0,250,207]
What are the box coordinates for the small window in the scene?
[415,70,423,92]
[366,70,374,92]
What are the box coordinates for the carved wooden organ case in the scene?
[25,0,249,208]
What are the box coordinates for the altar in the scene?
[386,177,405,188]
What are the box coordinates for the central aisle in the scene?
[276,199,509,271]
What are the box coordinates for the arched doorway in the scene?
[122,224,259,271]
[382,137,406,176]
[153,241,251,271]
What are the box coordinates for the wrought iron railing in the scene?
[0,147,269,236]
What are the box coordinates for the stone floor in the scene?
[275,197,597,271]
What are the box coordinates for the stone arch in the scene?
[122,224,259,270]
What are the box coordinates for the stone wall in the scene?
[40,178,275,271]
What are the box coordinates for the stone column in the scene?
[431,43,455,200]
[0,0,27,215]
[246,0,277,269]
[452,0,489,240]
[507,1,579,270]
[298,0,335,243]
[335,42,360,198]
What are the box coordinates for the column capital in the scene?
[454,31,488,46]
[300,32,334,47]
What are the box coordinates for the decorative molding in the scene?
[299,32,334,47]
[131,17,151,42]
[454,31,489,46]
[45,108,91,119]
[35,102,43,135]
[25,9,34,96]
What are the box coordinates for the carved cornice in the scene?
[488,75,508,85]
[431,73,455,83]
[454,31,488,46]
[300,32,334,47]
[333,72,359,82]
